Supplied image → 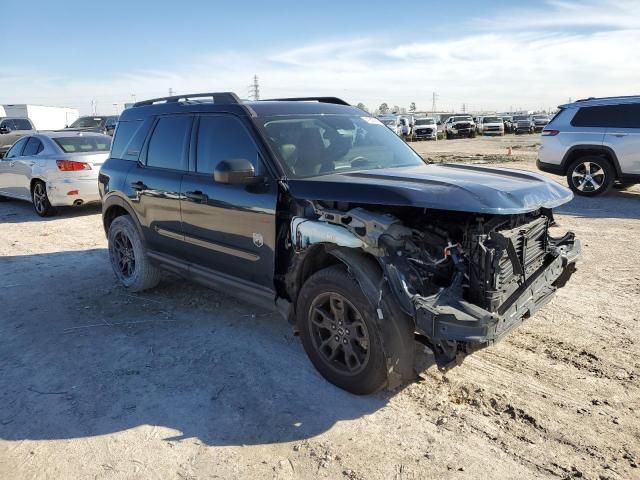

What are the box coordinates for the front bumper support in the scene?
[413,234,581,368]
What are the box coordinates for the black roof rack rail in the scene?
[133,92,241,107]
[264,96,350,106]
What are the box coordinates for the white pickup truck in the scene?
[444,115,476,139]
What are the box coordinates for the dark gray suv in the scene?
[99,92,580,394]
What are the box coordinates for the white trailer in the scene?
[1,104,79,130]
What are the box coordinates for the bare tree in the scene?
[409,102,416,112]
[356,102,369,113]
[378,103,389,114]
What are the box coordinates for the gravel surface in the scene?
[1,136,638,479]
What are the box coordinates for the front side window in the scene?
[54,136,111,153]
[22,137,43,156]
[196,115,259,175]
[260,114,425,178]
[146,115,192,170]
[4,137,29,158]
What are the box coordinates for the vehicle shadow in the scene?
[0,248,389,447]
[556,188,640,220]
[0,199,101,223]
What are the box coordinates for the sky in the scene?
[1,0,639,114]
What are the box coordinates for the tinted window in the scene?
[0,119,32,130]
[54,136,111,153]
[69,117,106,128]
[146,115,191,170]
[22,137,43,156]
[111,120,144,160]
[196,115,258,174]
[571,104,640,128]
[4,137,29,158]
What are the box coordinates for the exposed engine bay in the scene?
[289,202,581,368]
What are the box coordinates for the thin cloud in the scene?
[1,0,637,113]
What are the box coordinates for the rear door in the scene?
[124,114,192,254]
[179,114,278,289]
[14,136,43,197]
[601,103,640,175]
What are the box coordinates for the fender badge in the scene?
[253,233,264,248]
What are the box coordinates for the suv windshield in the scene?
[69,117,106,128]
[513,116,530,121]
[483,117,502,123]
[260,115,425,178]
[54,136,111,153]
[452,117,472,122]
[415,119,435,125]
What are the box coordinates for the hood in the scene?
[287,163,573,215]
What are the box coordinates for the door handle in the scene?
[185,190,208,202]
[130,181,147,191]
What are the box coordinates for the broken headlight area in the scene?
[291,204,580,369]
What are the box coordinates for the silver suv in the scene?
[537,96,640,196]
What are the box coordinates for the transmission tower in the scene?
[431,92,439,113]
[248,75,260,101]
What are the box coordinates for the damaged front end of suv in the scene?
[258,109,580,393]
[280,165,580,387]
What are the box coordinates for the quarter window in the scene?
[22,137,43,156]
[196,115,259,175]
[146,115,192,170]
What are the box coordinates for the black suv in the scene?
[99,92,581,394]
[66,115,119,136]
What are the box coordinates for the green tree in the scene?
[379,103,389,114]
[409,102,416,112]
[356,102,368,113]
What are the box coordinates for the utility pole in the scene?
[462,103,466,113]
[169,87,174,97]
[90,100,97,115]
[131,94,137,103]
[248,75,260,101]
[431,92,439,114]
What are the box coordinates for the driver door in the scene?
[179,114,278,290]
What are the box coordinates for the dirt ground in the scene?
[1,135,639,480]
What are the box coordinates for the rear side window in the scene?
[22,137,44,156]
[146,115,192,170]
[571,104,640,128]
[111,119,145,160]
[195,115,259,174]
[54,136,111,153]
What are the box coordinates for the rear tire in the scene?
[107,215,161,292]
[566,156,614,197]
[31,180,56,217]
[296,265,414,395]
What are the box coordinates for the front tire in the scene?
[108,215,161,291]
[566,156,614,197]
[296,265,413,395]
[31,180,56,217]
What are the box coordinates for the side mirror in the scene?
[214,158,261,185]
[0,126,11,134]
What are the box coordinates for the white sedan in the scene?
[0,131,111,216]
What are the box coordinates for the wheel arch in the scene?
[102,194,145,242]
[561,145,621,177]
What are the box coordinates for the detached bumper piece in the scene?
[414,233,580,369]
